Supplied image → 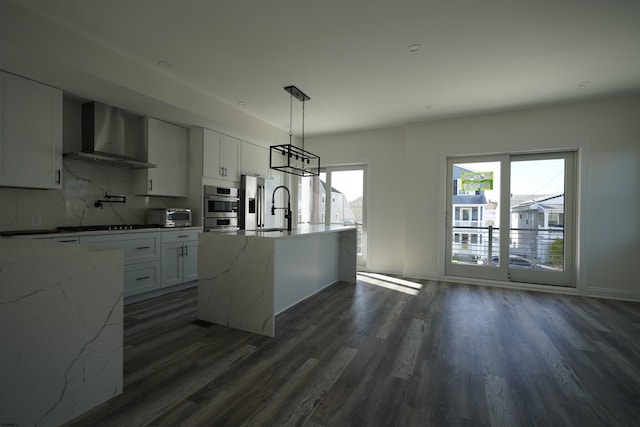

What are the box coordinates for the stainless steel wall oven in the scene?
[203,185,239,231]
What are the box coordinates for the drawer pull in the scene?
[136,275,150,281]
[136,246,151,250]
[178,235,189,238]
[58,239,77,243]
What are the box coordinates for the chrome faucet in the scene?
[271,185,292,231]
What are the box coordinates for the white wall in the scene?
[306,127,406,273]
[308,95,640,301]
[0,1,288,147]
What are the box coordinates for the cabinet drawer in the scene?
[162,230,199,244]
[124,261,161,297]
[80,232,161,265]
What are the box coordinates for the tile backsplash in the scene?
[0,158,187,231]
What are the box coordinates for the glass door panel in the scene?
[508,153,574,286]
[446,158,504,281]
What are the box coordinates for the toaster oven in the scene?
[146,208,192,227]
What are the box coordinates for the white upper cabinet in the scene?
[241,141,270,178]
[202,128,240,182]
[0,71,62,189]
[135,117,189,197]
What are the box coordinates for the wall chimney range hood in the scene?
[63,101,156,169]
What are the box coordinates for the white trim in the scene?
[586,287,640,302]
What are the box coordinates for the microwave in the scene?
[204,186,239,218]
[204,186,239,231]
[146,208,192,227]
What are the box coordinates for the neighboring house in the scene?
[510,194,564,265]
[299,179,356,225]
[451,166,490,261]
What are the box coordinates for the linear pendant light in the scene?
[270,85,320,177]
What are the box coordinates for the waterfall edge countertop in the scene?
[225,224,356,238]
[0,237,124,426]
[198,225,357,337]
[0,234,120,261]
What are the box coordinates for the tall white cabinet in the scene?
[0,70,62,189]
[134,117,189,197]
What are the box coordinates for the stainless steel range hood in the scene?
[64,101,156,169]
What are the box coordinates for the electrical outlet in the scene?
[31,213,42,227]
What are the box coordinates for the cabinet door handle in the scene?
[180,245,184,256]
[56,169,61,184]
[184,244,188,256]
[149,179,153,191]
[178,235,189,238]
[136,276,150,281]
[136,246,151,250]
[58,239,77,243]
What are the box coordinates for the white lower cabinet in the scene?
[79,232,162,298]
[161,230,199,287]
[124,261,162,297]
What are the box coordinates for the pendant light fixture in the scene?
[270,85,320,177]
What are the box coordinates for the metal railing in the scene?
[451,225,564,270]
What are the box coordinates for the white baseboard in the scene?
[586,287,640,302]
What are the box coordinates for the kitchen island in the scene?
[0,237,124,427]
[197,225,357,336]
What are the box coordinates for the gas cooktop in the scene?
[57,224,160,232]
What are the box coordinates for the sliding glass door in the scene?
[445,152,575,287]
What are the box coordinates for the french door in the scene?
[445,152,575,287]
[298,165,367,266]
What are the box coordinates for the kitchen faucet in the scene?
[271,185,292,231]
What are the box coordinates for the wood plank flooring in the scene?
[64,277,640,426]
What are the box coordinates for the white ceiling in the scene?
[10,0,640,137]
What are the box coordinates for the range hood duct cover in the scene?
[64,101,156,169]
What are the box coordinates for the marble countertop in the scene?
[0,237,120,263]
[217,224,356,239]
[0,226,203,239]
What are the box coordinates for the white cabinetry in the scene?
[241,141,270,178]
[0,71,62,189]
[134,117,189,197]
[80,232,162,297]
[202,128,240,182]
[161,230,199,287]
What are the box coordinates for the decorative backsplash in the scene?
[0,158,185,231]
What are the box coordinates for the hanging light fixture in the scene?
[270,85,320,177]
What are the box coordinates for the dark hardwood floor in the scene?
[64,276,640,426]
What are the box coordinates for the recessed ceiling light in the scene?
[578,81,591,87]
[424,104,434,109]
[157,60,171,67]
[408,44,422,53]
[237,101,247,106]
